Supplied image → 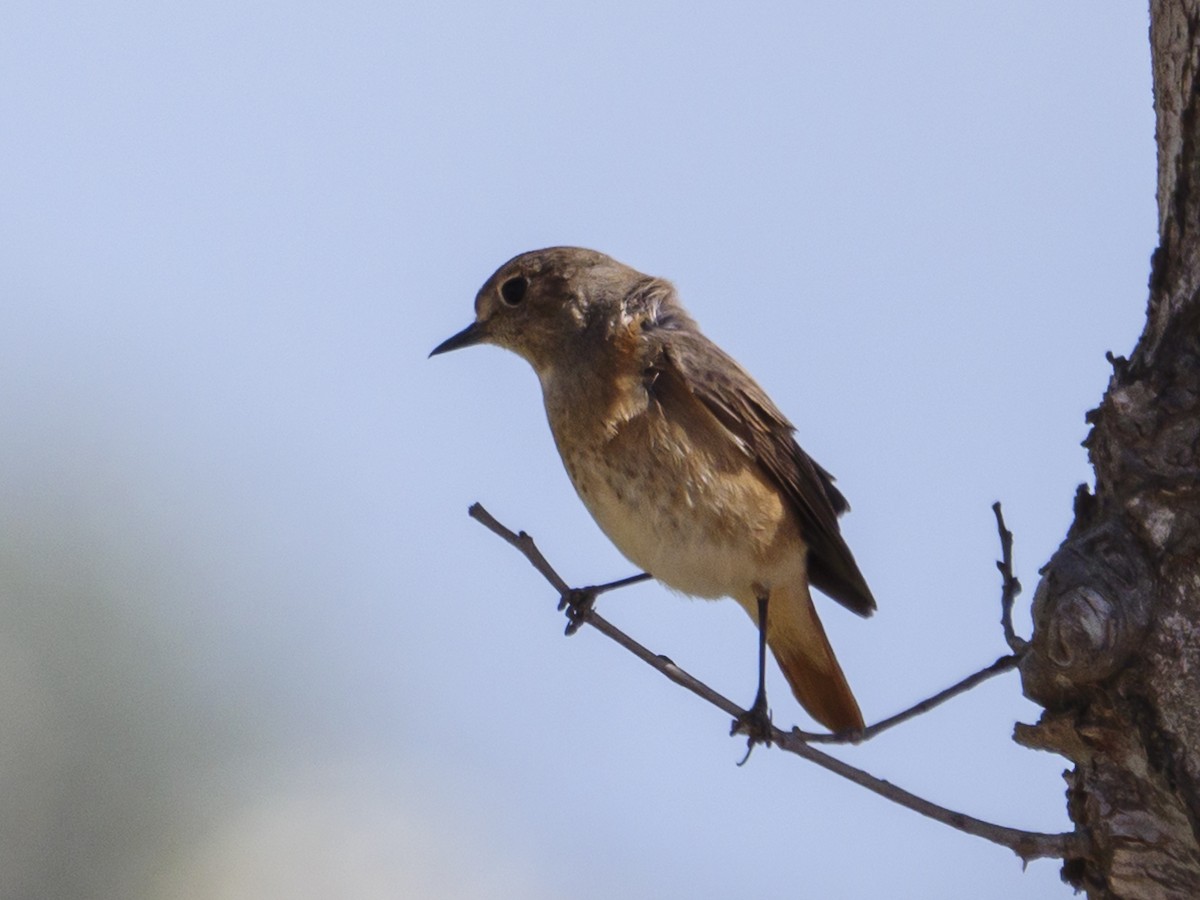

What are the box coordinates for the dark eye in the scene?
[499,275,528,306]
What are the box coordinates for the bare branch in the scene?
[797,653,1020,744]
[992,502,1029,655]
[771,728,1082,863]
[468,502,571,594]
[467,502,1080,864]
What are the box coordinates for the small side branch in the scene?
[993,502,1029,655]
[797,653,1020,744]
[780,504,1028,745]
[467,502,1078,864]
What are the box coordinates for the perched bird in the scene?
[431,247,875,733]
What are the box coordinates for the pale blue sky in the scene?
[0,3,1154,898]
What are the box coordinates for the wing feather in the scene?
[645,326,876,617]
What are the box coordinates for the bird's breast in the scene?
[543,373,803,599]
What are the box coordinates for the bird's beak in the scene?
[429,321,487,357]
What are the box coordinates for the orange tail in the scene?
[743,583,864,733]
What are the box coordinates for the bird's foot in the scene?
[557,587,597,636]
[731,690,774,765]
[557,573,652,635]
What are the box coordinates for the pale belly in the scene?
[553,413,804,601]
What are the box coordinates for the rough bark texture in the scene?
[1015,2,1200,896]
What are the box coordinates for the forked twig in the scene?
[466,502,1075,862]
[801,503,1026,744]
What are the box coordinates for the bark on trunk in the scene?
[1015,2,1200,896]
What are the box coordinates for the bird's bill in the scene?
[429,321,487,357]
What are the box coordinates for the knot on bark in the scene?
[1021,520,1153,707]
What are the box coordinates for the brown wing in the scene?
[646,327,876,617]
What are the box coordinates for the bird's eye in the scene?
[499,275,528,306]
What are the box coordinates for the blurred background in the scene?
[0,3,1153,898]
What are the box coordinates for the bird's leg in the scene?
[558,572,653,636]
[732,593,774,760]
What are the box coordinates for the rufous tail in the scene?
[746,583,864,733]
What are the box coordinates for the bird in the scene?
[431,247,875,733]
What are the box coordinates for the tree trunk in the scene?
[1015,1,1200,896]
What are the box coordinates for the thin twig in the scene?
[771,729,1081,863]
[796,653,1021,744]
[470,502,571,593]
[466,502,1080,863]
[993,502,1029,654]
[468,503,740,712]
